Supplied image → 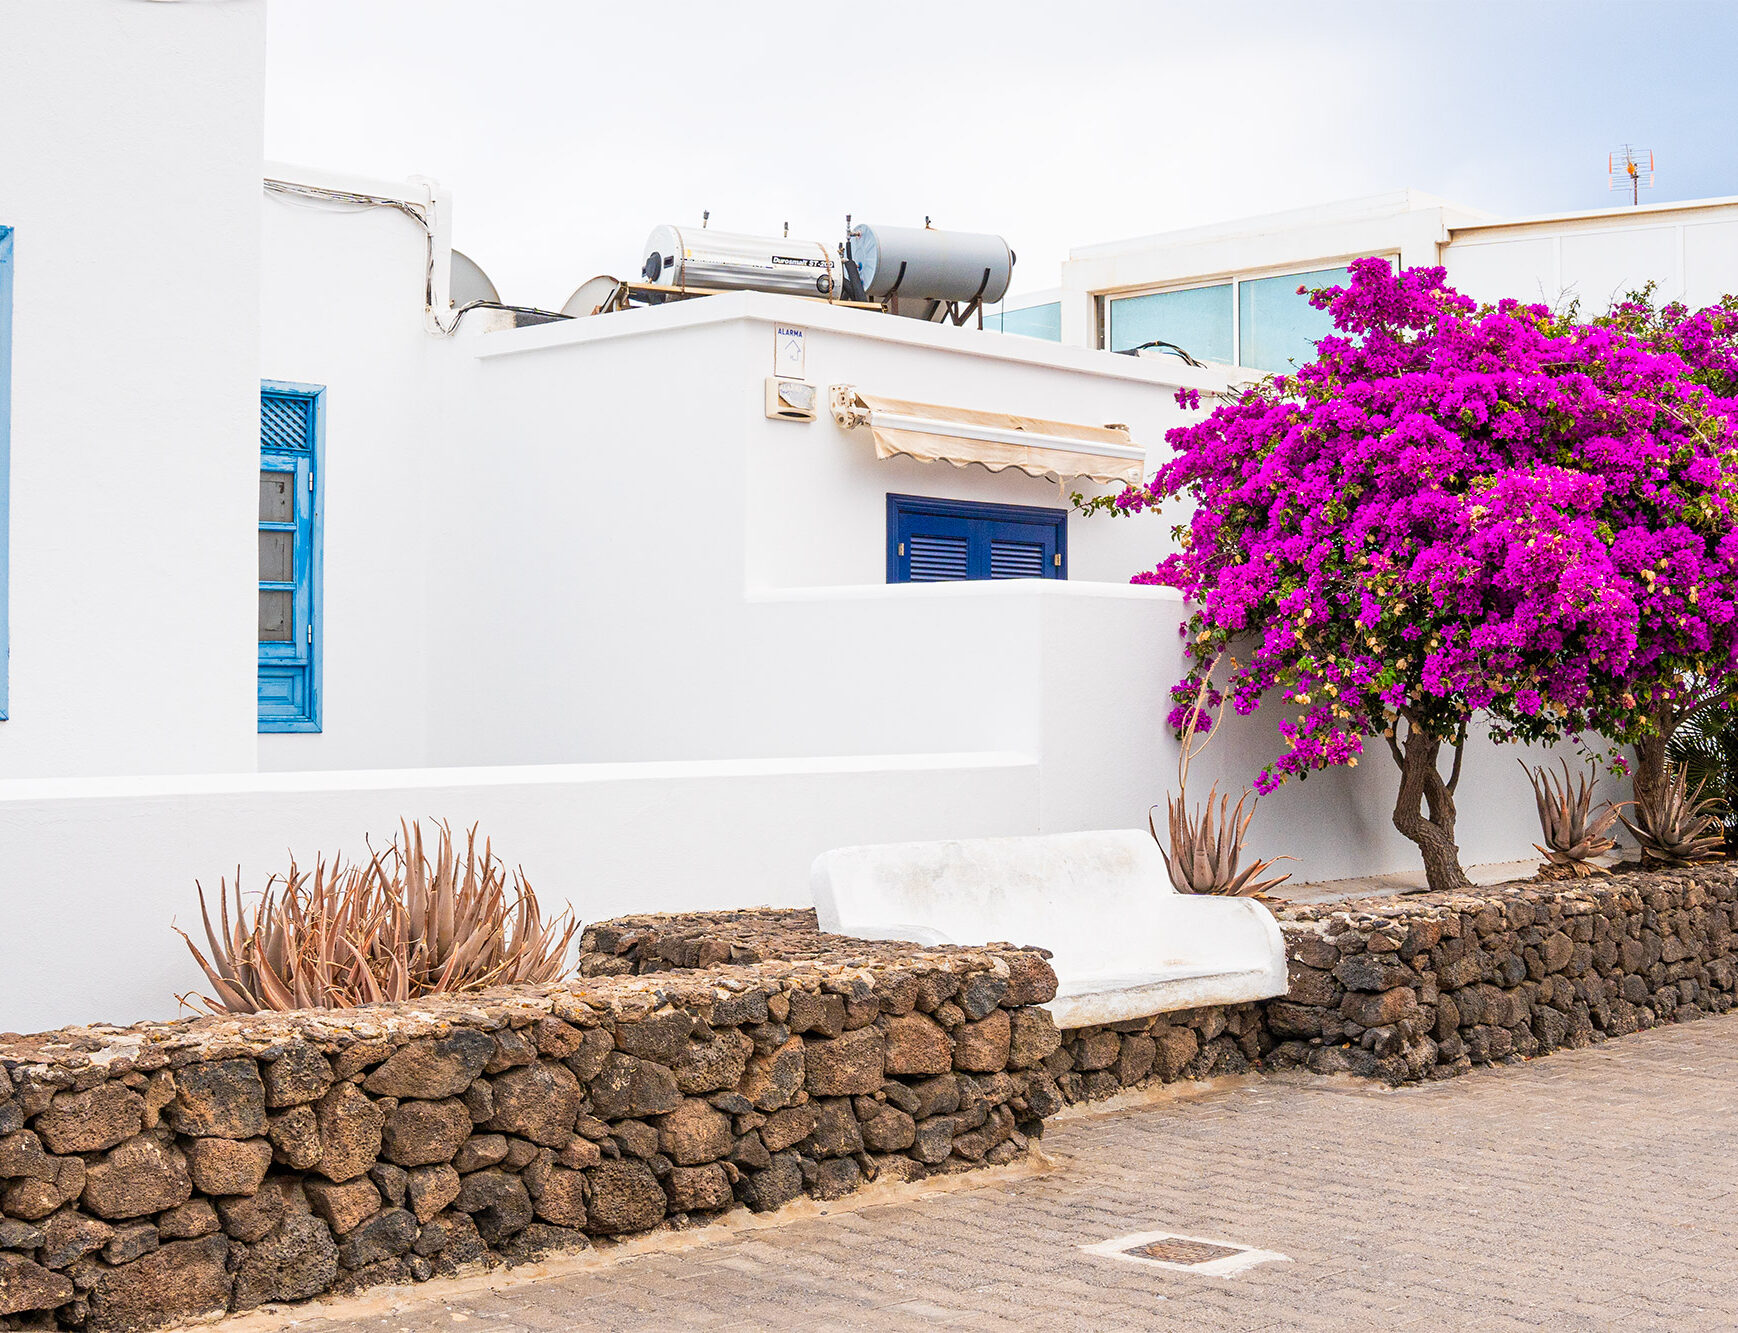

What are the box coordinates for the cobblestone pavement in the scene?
[258,1014,1738,1333]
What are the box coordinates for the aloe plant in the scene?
[1618,761,1726,866]
[1521,759,1623,877]
[1154,785,1292,897]
[175,820,579,1014]
[1151,663,1292,898]
[1667,700,1738,851]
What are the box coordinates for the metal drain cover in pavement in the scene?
[1126,1238,1244,1265]
[1081,1230,1290,1278]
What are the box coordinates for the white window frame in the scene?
[1096,253,1400,367]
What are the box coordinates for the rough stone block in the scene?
[954,1010,1011,1073]
[588,1054,681,1121]
[232,1214,338,1311]
[880,1012,953,1076]
[362,1031,495,1100]
[36,1084,144,1155]
[406,1164,462,1224]
[85,1235,231,1333]
[382,1098,473,1167]
[305,1177,382,1237]
[168,1061,267,1141]
[656,1099,734,1166]
[805,1027,886,1095]
[263,1045,334,1108]
[0,1252,75,1318]
[82,1134,192,1220]
[584,1160,665,1235]
[313,1083,384,1183]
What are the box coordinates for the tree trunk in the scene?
[1386,715,1473,894]
[1632,719,1671,818]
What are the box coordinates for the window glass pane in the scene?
[260,470,294,523]
[1236,266,1350,373]
[258,589,294,642]
[988,302,1062,341]
[259,530,294,583]
[1106,284,1233,362]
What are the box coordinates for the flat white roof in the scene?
[472,288,1231,391]
[1067,189,1491,261]
[1447,192,1738,235]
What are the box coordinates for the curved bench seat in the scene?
[812,829,1288,1027]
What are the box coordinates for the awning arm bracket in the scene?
[830,385,871,430]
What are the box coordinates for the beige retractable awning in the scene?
[829,387,1145,486]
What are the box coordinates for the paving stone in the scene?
[260,1014,1738,1333]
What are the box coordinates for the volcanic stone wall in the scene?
[0,938,1059,1331]
[590,867,1738,1102]
[1030,865,1738,1096]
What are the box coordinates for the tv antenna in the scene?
[1608,145,1655,206]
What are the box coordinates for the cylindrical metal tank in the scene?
[640,225,835,297]
[849,224,1014,303]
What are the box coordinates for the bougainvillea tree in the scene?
[1574,291,1738,813]
[1115,259,1738,892]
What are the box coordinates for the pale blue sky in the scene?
[264,0,1738,306]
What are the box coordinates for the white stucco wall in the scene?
[0,0,266,778]
[0,148,1623,1031]
[257,167,450,771]
[0,752,1039,1032]
[1056,191,1491,347]
[1443,198,1738,310]
[1044,190,1738,358]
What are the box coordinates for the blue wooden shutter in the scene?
[887,495,1066,583]
[258,381,323,731]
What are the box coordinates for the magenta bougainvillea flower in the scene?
[1116,259,1738,888]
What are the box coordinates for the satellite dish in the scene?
[450,250,500,308]
[561,275,624,318]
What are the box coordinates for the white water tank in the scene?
[850,224,1013,303]
[641,225,835,297]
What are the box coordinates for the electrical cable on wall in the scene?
[263,178,567,334]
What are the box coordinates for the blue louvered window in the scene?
[0,227,11,719]
[887,494,1066,584]
[259,381,323,732]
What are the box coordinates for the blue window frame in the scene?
[258,380,323,732]
[0,226,12,720]
[887,494,1066,583]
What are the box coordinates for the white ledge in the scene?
[470,290,1231,390]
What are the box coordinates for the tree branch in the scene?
[1384,713,1406,770]
[1446,717,1468,794]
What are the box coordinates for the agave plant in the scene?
[1150,663,1292,898]
[1667,700,1738,851]
[1520,758,1624,877]
[175,820,579,1014]
[1618,761,1726,866]
[1153,785,1292,898]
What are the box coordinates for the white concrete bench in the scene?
[811,828,1287,1029]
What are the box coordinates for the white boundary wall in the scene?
[0,752,1038,1034]
[2,579,1594,1032]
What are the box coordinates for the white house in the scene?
[0,0,1604,1031]
[991,188,1738,371]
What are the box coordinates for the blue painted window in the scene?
[258,381,323,732]
[985,301,1062,341]
[887,494,1065,583]
[0,226,11,720]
